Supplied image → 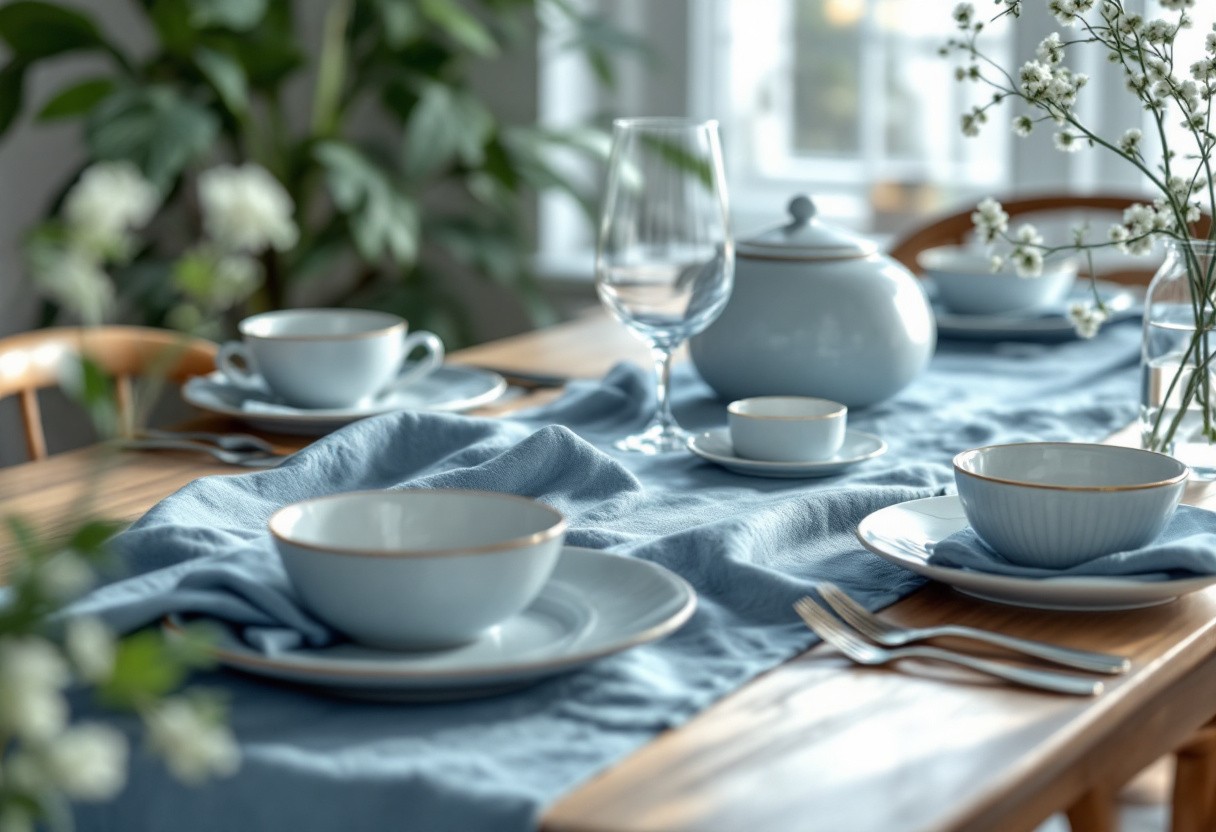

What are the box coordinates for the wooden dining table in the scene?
[4,312,1216,832]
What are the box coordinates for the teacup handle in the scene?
[390,331,445,390]
[216,342,262,391]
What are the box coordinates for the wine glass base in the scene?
[613,424,693,455]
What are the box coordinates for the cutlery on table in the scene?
[136,428,279,454]
[113,438,288,469]
[464,365,571,390]
[816,582,1130,675]
[793,596,1103,696]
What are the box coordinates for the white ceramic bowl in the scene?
[270,489,566,650]
[953,443,1188,568]
[918,246,1077,315]
[727,396,847,462]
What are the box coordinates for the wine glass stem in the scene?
[651,345,677,433]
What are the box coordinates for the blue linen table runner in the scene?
[69,323,1143,832]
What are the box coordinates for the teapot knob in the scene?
[788,195,817,225]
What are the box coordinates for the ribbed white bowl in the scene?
[271,489,566,650]
[953,443,1188,568]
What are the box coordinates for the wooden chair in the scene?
[894,192,1216,832]
[887,192,1203,286]
[0,326,218,461]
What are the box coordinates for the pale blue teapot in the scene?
[690,196,935,407]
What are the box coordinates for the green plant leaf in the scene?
[418,0,498,58]
[36,77,114,121]
[372,0,421,49]
[402,83,494,178]
[85,87,220,188]
[189,0,268,30]
[68,519,126,555]
[0,1,107,60]
[58,354,118,438]
[99,630,193,708]
[5,515,47,561]
[0,60,26,135]
[194,47,248,115]
[148,0,196,54]
[315,141,420,267]
[228,10,304,90]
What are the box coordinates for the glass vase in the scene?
[1140,239,1216,478]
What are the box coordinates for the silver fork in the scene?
[818,582,1129,675]
[137,428,278,454]
[113,438,287,469]
[794,596,1103,696]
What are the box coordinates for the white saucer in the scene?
[166,547,696,701]
[856,495,1216,611]
[931,280,1139,342]
[688,427,887,478]
[182,366,507,435]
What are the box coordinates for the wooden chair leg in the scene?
[1171,724,1216,832]
[115,374,135,438]
[1066,788,1119,832]
[18,388,46,460]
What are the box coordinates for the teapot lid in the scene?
[737,195,877,260]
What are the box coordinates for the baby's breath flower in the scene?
[1013,115,1034,136]
[1118,128,1143,154]
[63,162,159,260]
[1206,32,1216,53]
[1143,19,1177,44]
[1013,224,1044,247]
[42,723,127,801]
[1054,130,1083,152]
[1048,0,1080,27]
[0,638,70,742]
[1068,303,1108,338]
[146,698,240,786]
[1011,246,1045,277]
[33,249,113,326]
[1191,57,1216,83]
[971,197,1009,243]
[952,2,975,28]
[990,255,1005,273]
[1160,0,1195,9]
[35,550,93,600]
[1037,32,1064,65]
[1019,61,1054,98]
[961,107,987,137]
[198,164,298,254]
[65,617,115,683]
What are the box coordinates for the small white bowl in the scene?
[953,443,1188,569]
[728,396,847,462]
[270,489,567,650]
[918,246,1077,315]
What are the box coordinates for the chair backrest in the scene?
[0,326,218,461]
[887,193,1209,286]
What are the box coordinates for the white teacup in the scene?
[218,309,444,409]
[728,396,848,462]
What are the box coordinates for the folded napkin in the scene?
[71,421,642,652]
[928,505,1216,580]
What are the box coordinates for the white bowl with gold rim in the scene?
[727,396,847,462]
[270,489,566,650]
[953,443,1188,569]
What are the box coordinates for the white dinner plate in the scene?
[856,495,1216,611]
[182,366,507,435]
[166,547,696,701]
[930,280,1140,342]
[688,427,887,478]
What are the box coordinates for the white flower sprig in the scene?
[944,0,1216,339]
[28,161,300,335]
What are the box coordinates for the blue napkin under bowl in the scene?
[929,504,1216,581]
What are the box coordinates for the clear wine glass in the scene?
[595,117,734,454]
